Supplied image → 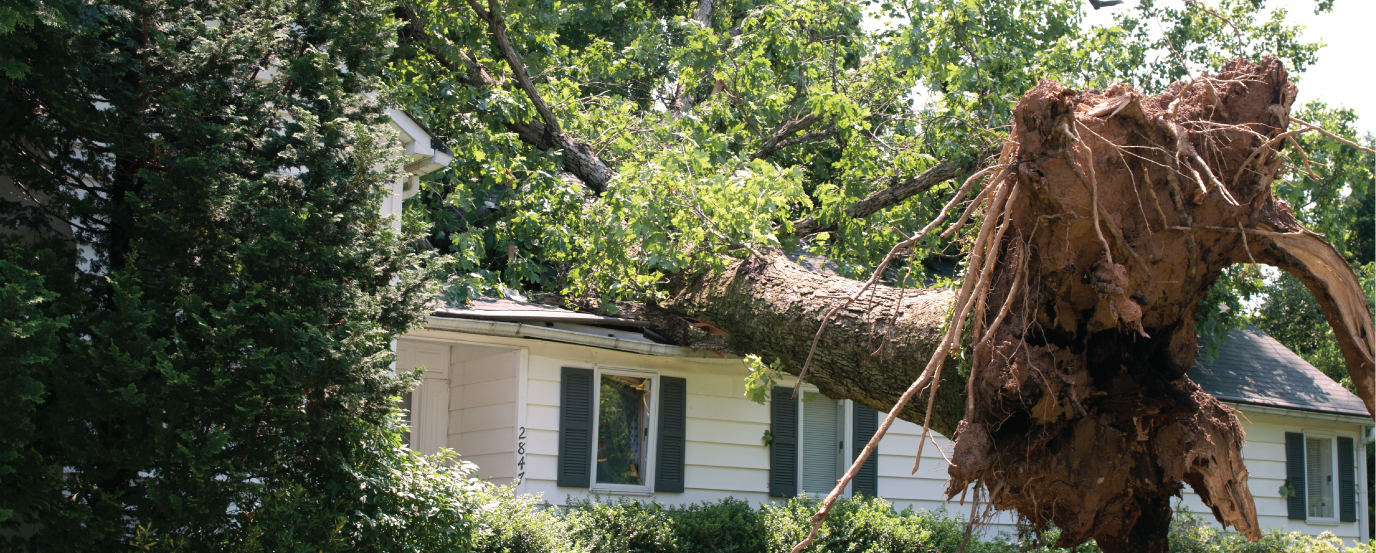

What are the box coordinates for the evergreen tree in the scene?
[0,1,474,550]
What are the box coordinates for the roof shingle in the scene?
[1191,325,1368,418]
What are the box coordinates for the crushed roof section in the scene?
[432,298,651,328]
[1191,325,1369,418]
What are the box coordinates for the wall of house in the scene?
[1174,406,1369,545]
[449,344,520,486]
[396,337,521,485]
[402,327,1370,545]
[403,326,1019,536]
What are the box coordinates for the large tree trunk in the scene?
[658,57,1375,553]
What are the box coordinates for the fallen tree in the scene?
[654,56,1375,553]
[391,1,1373,549]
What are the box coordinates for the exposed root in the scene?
[1291,117,1376,155]
[943,56,1371,552]
[785,56,1375,553]
[790,157,1015,553]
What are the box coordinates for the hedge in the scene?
[466,488,1376,553]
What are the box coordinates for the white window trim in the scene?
[1302,430,1340,525]
[588,366,658,496]
[795,387,852,498]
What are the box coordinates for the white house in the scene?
[397,300,1373,544]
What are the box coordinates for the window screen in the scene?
[1306,436,1334,519]
[801,393,840,495]
[597,374,652,486]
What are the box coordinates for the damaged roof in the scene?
[1191,325,1368,418]
[433,298,650,327]
[432,300,1367,418]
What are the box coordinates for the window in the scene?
[1305,436,1335,520]
[1284,432,1357,524]
[799,390,844,496]
[557,367,687,493]
[594,372,654,489]
[770,387,879,498]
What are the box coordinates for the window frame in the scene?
[1302,430,1340,525]
[795,386,853,498]
[588,365,659,496]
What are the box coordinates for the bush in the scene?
[760,494,971,553]
[1166,509,1375,553]
[446,490,1376,553]
[667,497,765,553]
[565,498,678,553]
[472,487,570,553]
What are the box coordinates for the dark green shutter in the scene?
[558,367,595,488]
[851,403,879,497]
[655,376,687,493]
[770,387,797,497]
[1285,432,1306,520]
[1338,436,1356,522]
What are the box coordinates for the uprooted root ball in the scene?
[945,56,1375,553]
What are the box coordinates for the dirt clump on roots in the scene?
[945,56,1376,553]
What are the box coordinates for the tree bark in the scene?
[657,252,968,438]
[659,57,1375,552]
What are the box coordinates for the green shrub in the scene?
[1166,509,1374,553]
[565,497,678,553]
[471,487,570,553]
[761,494,972,553]
[666,497,765,553]
[440,490,1376,553]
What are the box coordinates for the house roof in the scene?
[432,298,651,328]
[1191,325,1369,418]
[432,300,1369,419]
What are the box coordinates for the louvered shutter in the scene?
[558,367,595,488]
[1284,432,1306,520]
[770,387,798,497]
[851,403,879,497]
[655,376,687,493]
[1338,436,1356,522]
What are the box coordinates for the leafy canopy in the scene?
[390,0,1354,323]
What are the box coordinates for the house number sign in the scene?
[516,426,527,483]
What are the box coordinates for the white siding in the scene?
[402,327,1370,545]
[396,342,450,455]
[398,338,520,484]
[1174,407,1367,545]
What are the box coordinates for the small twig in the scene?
[1185,0,1244,52]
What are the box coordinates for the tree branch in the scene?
[668,0,718,114]
[790,153,985,237]
[399,4,614,194]
[750,114,831,160]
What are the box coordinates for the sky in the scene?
[1082,0,1376,135]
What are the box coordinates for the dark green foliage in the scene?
[565,498,679,553]
[761,494,969,553]
[666,497,764,553]
[470,487,569,553]
[0,0,458,549]
[465,492,1376,553]
[0,244,66,526]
